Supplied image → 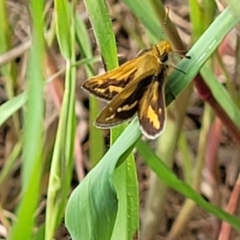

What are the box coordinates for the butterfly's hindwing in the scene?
[138,69,167,139]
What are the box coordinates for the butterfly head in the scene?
[155,40,172,64]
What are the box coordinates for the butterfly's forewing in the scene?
[82,50,160,101]
[95,75,154,127]
[82,63,137,101]
[138,69,167,139]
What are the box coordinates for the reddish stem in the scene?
[194,75,240,145]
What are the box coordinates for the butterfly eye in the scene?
[160,53,168,63]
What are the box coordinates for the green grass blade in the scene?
[9,1,45,239]
[45,1,76,239]
[55,0,71,59]
[136,139,240,230]
[122,0,161,40]
[112,159,139,240]
[65,119,141,239]
[166,6,240,103]
[0,92,27,127]
[75,12,104,165]
[188,0,204,40]
[0,0,17,98]
[83,0,118,69]
[201,66,240,126]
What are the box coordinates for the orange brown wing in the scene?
[82,50,160,101]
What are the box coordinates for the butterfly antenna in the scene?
[173,51,191,59]
[161,7,169,37]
